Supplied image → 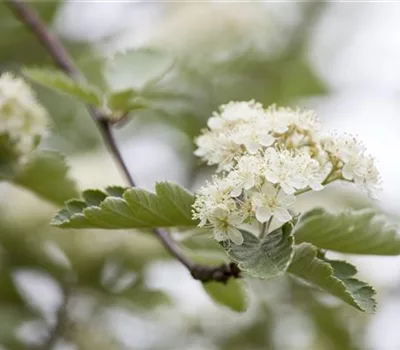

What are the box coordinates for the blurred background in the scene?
[1,1,400,349]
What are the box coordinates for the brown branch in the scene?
[7,0,240,284]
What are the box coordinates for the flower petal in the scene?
[274,207,292,223]
[277,192,295,206]
[261,182,277,197]
[228,227,244,245]
[213,228,228,242]
[256,207,272,223]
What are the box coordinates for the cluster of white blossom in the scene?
[193,100,380,245]
[0,73,48,160]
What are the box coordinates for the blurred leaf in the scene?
[202,279,248,312]
[24,68,103,107]
[107,89,148,114]
[52,182,197,229]
[0,134,20,178]
[288,243,376,313]
[295,208,400,255]
[104,49,174,91]
[222,221,295,279]
[0,305,35,349]
[280,58,326,100]
[14,150,79,205]
[289,278,357,350]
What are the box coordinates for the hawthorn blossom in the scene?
[322,134,380,196]
[0,73,48,158]
[263,148,325,195]
[208,207,245,245]
[251,183,295,223]
[192,100,380,245]
[227,154,264,196]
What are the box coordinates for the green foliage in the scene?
[0,134,20,178]
[203,279,248,312]
[23,68,104,107]
[2,150,79,205]
[107,89,148,114]
[288,243,376,313]
[14,150,79,205]
[295,208,400,255]
[0,1,61,65]
[52,182,197,229]
[222,221,295,279]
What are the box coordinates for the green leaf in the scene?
[104,49,174,91]
[222,221,295,279]
[295,208,400,255]
[107,89,148,113]
[202,279,247,312]
[14,150,79,205]
[23,68,103,107]
[52,182,197,229]
[288,243,376,313]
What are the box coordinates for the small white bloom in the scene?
[209,207,244,245]
[231,118,275,154]
[251,183,295,223]
[263,148,302,194]
[0,73,48,158]
[265,104,293,134]
[322,133,380,196]
[293,108,321,133]
[322,134,365,163]
[294,149,327,191]
[227,154,264,196]
[265,104,321,135]
[195,132,242,171]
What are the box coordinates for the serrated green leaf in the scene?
[23,68,103,106]
[14,150,79,205]
[222,221,295,279]
[288,243,376,313]
[202,279,248,312]
[104,49,174,91]
[52,182,197,229]
[295,208,400,255]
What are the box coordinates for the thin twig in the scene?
[43,284,71,350]
[7,0,240,284]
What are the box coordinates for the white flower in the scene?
[293,108,321,133]
[194,132,242,171]
[322,133,380,196]
[265,104,321,135]
[294,149,327,191]
[322,134,365,163]
[195,100,275,170]
[265,104,293,134]
[231,118,275,154]
[193,100,382,244]
[251,183,295,223]
[192,177,236,225]
[263,148,302,194]
[0,73,48,158]
[209,100,265,129]
[227,154,264,196]
[208,207,244,245]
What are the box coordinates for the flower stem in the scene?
[260,216,273,239]
[7,0,239,284]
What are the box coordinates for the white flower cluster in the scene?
[0,73,48,159]
[193,100,380,244]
